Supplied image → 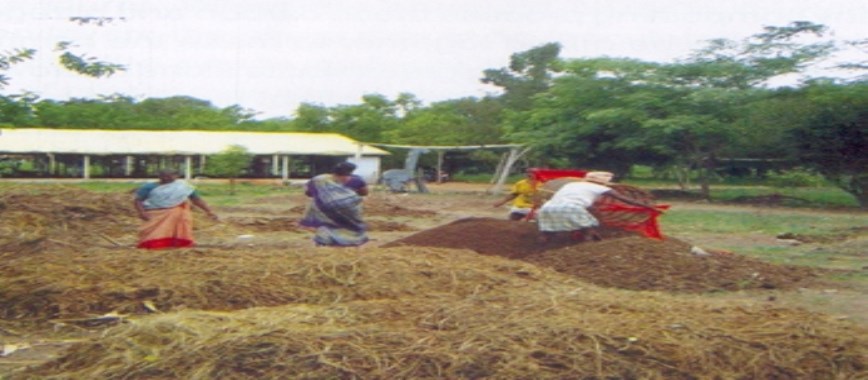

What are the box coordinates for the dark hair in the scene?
[333,162,357,176]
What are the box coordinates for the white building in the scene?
[0,128,389,183]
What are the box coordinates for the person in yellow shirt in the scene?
[493,169,539,221]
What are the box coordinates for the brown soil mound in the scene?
[11,249,868,379]
[383,218,820,293]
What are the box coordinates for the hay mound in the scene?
[0,245,548,320]
[13,249,868,379]
[383,218,820,292]
[0,186,139,254]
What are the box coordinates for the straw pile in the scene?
[3,187,866,379]
[10,247,868,379]
[0,186,139,255]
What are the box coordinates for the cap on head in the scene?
[584,171,614,184]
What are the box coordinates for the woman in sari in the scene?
[300,162,369,246]
[133,169,218,249]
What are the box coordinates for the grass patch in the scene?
[711,186,858,208]
[662,208,868,235]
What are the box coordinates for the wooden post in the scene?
[489,146,530,194]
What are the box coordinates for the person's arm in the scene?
[346,175,368,196]
[133,184,151,220]
[493,193,517,207]
[304,180,315,197]
[190,195,219,220]
[605,190,659,211]
[133,199,150,221]
[355,185,369,196]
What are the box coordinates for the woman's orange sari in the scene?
[137,202,194,249]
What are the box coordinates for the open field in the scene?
[1,181,866,379]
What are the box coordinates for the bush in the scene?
[766,169,827,188]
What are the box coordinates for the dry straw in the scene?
[2,187,866,379]
[11,247,868,379]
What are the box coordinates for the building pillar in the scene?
[125,156,134,176]
[199,155,207,176]
[281,155,289,182]
[83,155,90,179]
[185,156,192,180]
[47,153,56,175]
[436,150,445,184]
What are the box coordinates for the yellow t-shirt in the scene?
[510,179,537,209]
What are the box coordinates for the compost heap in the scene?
[383,217,821,293]
[2,187,866,379]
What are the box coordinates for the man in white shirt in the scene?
[537,171,657,243]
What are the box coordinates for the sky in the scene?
[1,0,866,119]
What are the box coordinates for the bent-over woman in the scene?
[300,162,369,246]
[133,169,218,249]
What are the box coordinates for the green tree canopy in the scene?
[788,82,868,208]
[206,145,253,194]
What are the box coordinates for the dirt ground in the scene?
[1,180,866,377]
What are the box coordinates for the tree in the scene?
[504,57,670,174]
[0,92,39,126]
[0,48,36,88]
[387,97,504,146]
[788,83,868,208]
[205,145,252,194]
[481,42,563,111]
[1,17,125,90]
[327,94,401,142]
[30,95,253,130]
[291,103,332,133]
[638,21,836,197]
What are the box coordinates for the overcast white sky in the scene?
[1,0,866,119]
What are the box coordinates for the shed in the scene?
[0,128,389,182]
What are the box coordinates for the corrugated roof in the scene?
[0,128,389,156]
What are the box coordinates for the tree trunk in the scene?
[696,157,713,201]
